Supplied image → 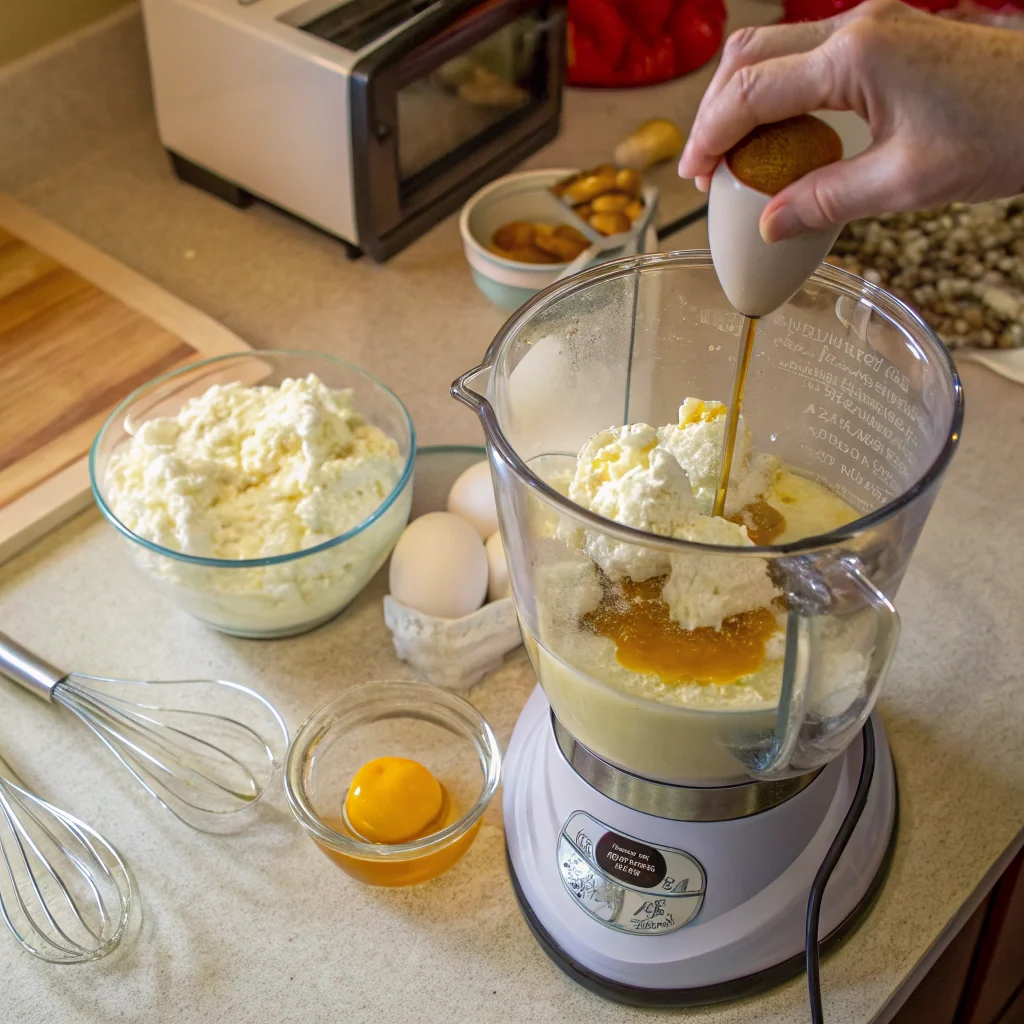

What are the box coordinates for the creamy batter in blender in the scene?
[453,249,962,1009]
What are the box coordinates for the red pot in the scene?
[780,0,1023,21]
[567,0,727,87]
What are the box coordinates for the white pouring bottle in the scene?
[708,110,871,318]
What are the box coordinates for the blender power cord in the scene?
[655,205,709,242]
[805,722,876,1024]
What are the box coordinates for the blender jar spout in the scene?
[451,364,493,414]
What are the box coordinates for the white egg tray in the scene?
[383,593,522,692]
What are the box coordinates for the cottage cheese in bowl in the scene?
[93,354,414,637]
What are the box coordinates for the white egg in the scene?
[485,531,510,602]
[507,333,625,458]
[447,461,499,540]
[389,512,488,619]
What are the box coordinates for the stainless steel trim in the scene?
[0,632,64,702]
[551,713,820,822]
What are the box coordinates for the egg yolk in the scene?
[344,757,444,844]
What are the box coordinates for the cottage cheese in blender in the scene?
[527,398,869,783]
[105,374,408,635]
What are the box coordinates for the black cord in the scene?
[655,204,709,242]
[806,722,877,1024]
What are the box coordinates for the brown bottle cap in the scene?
[726,115,843,196]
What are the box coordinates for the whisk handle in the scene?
[0,632,65,701]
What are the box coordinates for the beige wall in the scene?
[0,0,134,67]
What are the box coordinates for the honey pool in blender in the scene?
[520,404,871,784]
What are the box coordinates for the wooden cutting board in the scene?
[0,195,249,563]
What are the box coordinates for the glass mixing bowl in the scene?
[453,252,962,786]
[284,681,501,887]
[90,351,415,639]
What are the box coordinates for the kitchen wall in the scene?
[0,0,134,67]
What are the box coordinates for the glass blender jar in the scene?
[453,252,962,788]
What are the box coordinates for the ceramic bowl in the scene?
[460,168,658,309]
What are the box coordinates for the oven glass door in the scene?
[350,0,565,259]
[395,7,548,186]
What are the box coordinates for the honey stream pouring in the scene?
[0,631,288,833]
[708,114,846,513]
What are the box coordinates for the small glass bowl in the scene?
[284,681,501,887]
[89,351,415,639]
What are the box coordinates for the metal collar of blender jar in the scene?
[551,713,821,823]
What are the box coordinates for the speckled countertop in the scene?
[1,5,1023,1024]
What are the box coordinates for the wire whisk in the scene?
[0,632,289,833]
[0,754,133,963]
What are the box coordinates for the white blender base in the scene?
[504,686,897,1006]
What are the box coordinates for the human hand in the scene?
[678,0,1024,241]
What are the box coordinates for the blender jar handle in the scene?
[732,554,901,780]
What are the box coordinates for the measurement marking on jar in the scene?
[777,316,846,350]
[775,335,818,358]
[829,478,874,511]
[813,408,852,429]
[808,424,884,457]
[800,444,836,467]
[777,359,838,387]
[885,447,911,480]
[699,308,744,336]
[772,316,929,504]
[885,365,910,393]
[836,362,878,386]
[822,384,908,431]
[872,460,901,493]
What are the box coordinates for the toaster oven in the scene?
[142,0,567,260]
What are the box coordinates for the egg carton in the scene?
[382,594,522,692]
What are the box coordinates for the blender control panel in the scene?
[557,811,705,935]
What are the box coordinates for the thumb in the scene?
[759,143,906,242]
